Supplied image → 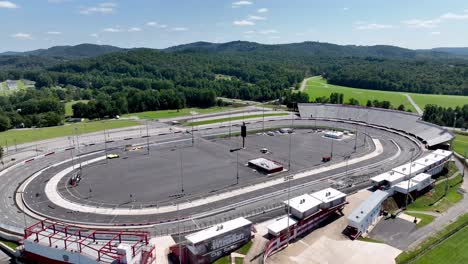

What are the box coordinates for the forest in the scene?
[0,41,467,131]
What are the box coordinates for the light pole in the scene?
[75,127,82,173]
[405,147,416,209]
[284,175,294,246]
[146,119,150,155]
[330,138,334,159]
[103,129,108,164]
[463,149,466,179]
[262,104,265,134]
[354,128,358,152]
[288,108,294,171]
[344,154,351,177]
[179,147,184,193]
[230,148,242,185]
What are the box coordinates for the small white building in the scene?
[432,149,453,159]
[284,194,322,219]
[371,170,407,187]
[347,190,389,236]
[310,188,347,209]
[393,173,433,194]
[266,216,297,237]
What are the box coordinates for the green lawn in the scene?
[453,132,468,156]
[396,214,468,264]
[185,113,289,126]
[122,106,236,120]
[405,212,435,227]
[304,76,416,112]
[0,120,139,147]
[213,241,252,264]
[407,174,463,213]
[0,239,19,250]
[304,76,468,111]
[408,93,468,109]
[0,80,26,96]
[65,100,89,116]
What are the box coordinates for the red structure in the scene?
[22,220,155,264]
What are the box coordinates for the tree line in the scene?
[422,104,468,128]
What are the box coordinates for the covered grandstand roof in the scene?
[298,104,454,147]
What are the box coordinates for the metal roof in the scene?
[267,216,297,235]
[348,190,389,225]
[432,149,453,157]
[248,158,283,170]
[392,162,426,176]
[284,194,322,213]
[310,188,346,204]
[185,217,252,245]
[371,171,406,183]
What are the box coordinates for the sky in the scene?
[1,0,468,52]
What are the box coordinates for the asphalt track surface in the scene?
[1,119,422,235]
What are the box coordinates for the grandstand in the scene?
[298,104,454,147]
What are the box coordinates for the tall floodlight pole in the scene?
[284,175,294,246]
[288,106,294,171]
[179,147,184,193]
[229,111,232,138]
[104,129,108,164]
[191,112,195,146]
[344,155,351,177]
[330,138,334,159]
[230,147,242,185]
[177,201,182,264]
[354,128,358,152]
[405,148,415,209]
[75,127,82,172]
[262,104,265,134]
[146,119,150,155]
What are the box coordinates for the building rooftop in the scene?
[432,149,453,157]
[185,217,251,245]
[310,188,346,204]
[267,216,297,235]
[392,162,426,176]
[371,171,406,184]
[412,173,432,183]
[348,190,389,225]
[283,194,322,213]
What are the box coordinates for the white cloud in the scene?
[355,23,395,30]
[0,1,18,8]
[90,33,99,38]
[146,21,167,29]
[343,7,349,11]
[430,31,441,35]
[403,10,468,28]
[103,27,122,33]
[128,27,142,32]
[257,8,268,13]
[233,20,255,26]
[259,29,278,35]
[46,31,61,35]
[80,2,116,15]
[11,33,32,40]
[171,27,188,31]
[248,15,266,21]
[232,1,252,8]
[402,19,440,28]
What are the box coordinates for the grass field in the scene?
[122,106,236,120]
[304,77,416,112]
[453,132,468,156]
[185,113,289,126]
[0,239,19,250]
[304,76,468,111]
[407,174,463,213]
[409,93,468,109]
[0,80,26,96]
[405,212,435,227]
[65,100,89,116]
[396,214,468,264]
[0,120,139,147]
[213,241,252,264]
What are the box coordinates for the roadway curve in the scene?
[1,117,422,235]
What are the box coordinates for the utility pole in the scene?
[330,138,334,159]
[284,175,294,246]
[179,147,184,193]
[230,147,242,185]
[405,148,415,209]
[344,155,351,177]
[191,112,195,146]
[354,128,358,152]
[104,129,108,164]
[288,107,294,171]
[262,104,265,134]
[146,120,150,155]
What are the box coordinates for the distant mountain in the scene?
[0,44,124,59]
[431,47,468,56]
[164,41,454,59]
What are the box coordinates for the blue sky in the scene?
[1,0,468,52]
